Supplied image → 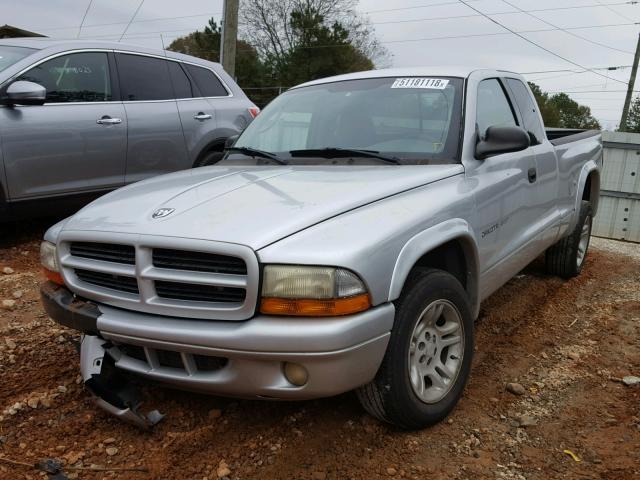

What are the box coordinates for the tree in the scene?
[528,82,600,129]
[168,18,266,91]
[240,0,388,70]
[623,96,640,133]
[279,6,374,86]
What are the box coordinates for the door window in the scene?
[476,78,517,138]
[116,54,173,101]
[506,78,545,144]
[16,52,112,103]
[185,64,228,97]
[168,61,193,98]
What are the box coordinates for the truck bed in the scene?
[546,128,601,146]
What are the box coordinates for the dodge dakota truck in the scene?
[40,67,602,430]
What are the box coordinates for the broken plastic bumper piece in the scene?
[80,335,164,429]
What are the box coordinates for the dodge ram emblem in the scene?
[152,208,175,219]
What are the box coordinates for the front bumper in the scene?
[41,282,394,400]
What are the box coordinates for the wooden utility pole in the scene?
[620,33,640,131]
[220,0,239,77]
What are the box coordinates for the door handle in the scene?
[96,116,122,125]
[194,112,212,121]
[528,167,537,183]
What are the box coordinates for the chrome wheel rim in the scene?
[408,299,464,404]
[576,215,592,268]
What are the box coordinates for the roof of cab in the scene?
[291,66,521,89]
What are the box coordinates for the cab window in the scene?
[476,78,517,139]
[506,78,545,144]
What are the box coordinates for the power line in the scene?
[596,0,637,21]
[118,0,146,42]
[77,0,94,39]
[365,0,637,15]
[456,0,629,85]
[499,0,634,54]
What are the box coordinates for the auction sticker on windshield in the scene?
[391,78,449,89]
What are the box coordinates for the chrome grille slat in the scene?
[59,234,258,321]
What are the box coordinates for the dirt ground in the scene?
[0,220,638,480]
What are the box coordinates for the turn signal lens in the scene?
[248,106,260,118]
[43,268,65,286]
[260,293,371,317]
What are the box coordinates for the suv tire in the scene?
[545,200,593,279]
[195,149,224,167]
[357,268,474,430]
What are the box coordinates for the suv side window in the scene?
[116,53,173,101]
[17,52,112,103]
[476,78,517,139]
[185,64,228,97]
[505,78,545,144]
[168,61,193,99]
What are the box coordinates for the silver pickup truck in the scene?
[40,67,602,430]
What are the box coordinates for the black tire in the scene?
[545,200,593,279]
[194,149,224,167]
[357,268,474,430]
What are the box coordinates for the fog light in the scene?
[283,362,308,386]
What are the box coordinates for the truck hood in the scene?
[63,165,463,249]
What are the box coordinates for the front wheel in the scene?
[357,268,474,430]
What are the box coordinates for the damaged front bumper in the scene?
[80,335,164,429]
[41,282,163,428]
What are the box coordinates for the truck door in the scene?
[504,78,560,249]
[0,51,126,200]
[471,78,540,278]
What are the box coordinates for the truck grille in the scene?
[75,269,139,295]
[153,248,247,275]
[59,235,259,321]
[155,281,246,303]
[70,242,136,265]
[118,343,227,372]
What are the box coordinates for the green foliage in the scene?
[623,96,640,133]
[528,82,600,130]
[277,6,374,86]
[168,19,266,94]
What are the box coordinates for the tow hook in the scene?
[80,335,164,429]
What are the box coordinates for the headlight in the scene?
[260,265,371,316]
[40,241,59,272]
[40,241,64,285]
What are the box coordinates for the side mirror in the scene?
[3,80,46,106]
[475,125,530,160]
[224,135,239,149]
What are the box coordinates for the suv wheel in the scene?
[195,149,224,167]
[545,200,593,278]
[357,268,474,430]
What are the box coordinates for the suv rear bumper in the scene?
[41,282,394,400]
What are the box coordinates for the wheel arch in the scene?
[580,167,600,216]
[192,137,228,168]
[388,219,481,318]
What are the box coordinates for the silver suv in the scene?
[0,39,258,220]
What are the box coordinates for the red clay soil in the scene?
[0,223,638,480]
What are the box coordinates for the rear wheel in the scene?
[545,200,593,278]
[357,268,474,430]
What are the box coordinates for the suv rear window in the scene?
[116,53,173,101]
[185,64,228,97]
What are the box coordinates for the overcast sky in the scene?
[1,0,638,129]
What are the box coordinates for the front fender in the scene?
[388,219,480,318]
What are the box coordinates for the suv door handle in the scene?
[528,167,537,183]
[194,112,212,121]
[96,116,122,125]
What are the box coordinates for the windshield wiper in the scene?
[226,146,289,165]
[289,148,401,165]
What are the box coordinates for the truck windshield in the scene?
[231,76,463,165]
[0,45,36,73]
